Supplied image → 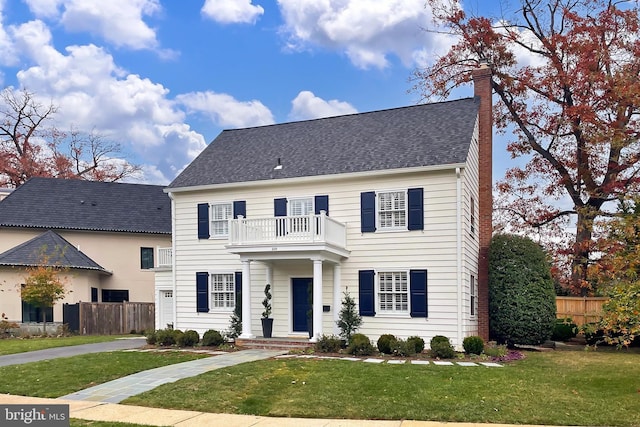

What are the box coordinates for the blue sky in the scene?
[0,0,509,185]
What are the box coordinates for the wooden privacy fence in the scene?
[63,302,155,335]
[556,296,608,326]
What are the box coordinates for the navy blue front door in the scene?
[292,278,312,333]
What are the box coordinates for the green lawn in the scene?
[0,351,207,397]
[0,335,136,355]
[122,350,640,427]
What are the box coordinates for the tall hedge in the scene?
[489,234,556,346]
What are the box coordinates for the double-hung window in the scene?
[378,191,406,230]
[378,271,409,313]
[211,203,232,238]
[211,273,235,310]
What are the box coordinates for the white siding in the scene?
[170,166,478,345]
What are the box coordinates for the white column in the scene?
[240,259,255,339]
[333,264,341,335]
[311,259,323,342]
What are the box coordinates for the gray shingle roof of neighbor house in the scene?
[0,230,111,274]
[168,97,481,189]
[0,177,171,234]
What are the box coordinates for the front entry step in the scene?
[235,337,313,350]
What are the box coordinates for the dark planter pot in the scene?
[261,318,273,338]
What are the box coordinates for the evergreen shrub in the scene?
[551,318,577,342]
[202,329,225,347]
[429,335,455,359]
[346,333,375,356]
[489,234,557,346]
[377,334,398,354]
[407,335,425,353]
[315,334,343,353]
[462,335,484,355]
[178,330,200,347]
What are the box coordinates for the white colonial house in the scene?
[156,66,493,348]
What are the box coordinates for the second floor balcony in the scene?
[227,212,349,260]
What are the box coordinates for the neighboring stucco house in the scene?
[157,66,492,347]
[0,178,172,327]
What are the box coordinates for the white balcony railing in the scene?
[229,212,347,248]
[157,247,173,267]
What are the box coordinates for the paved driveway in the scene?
[0,337,147,367]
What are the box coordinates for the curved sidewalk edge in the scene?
[0,394,572,427]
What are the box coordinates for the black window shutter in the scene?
[197,203,210,239]
[409,269,428,318]
[358,270,376,316]
[407,188,424,231]
[196,272,209,313]
[314,195,329,216]
[233,201,246,219]
[234,271,242,320]
[360,192,376,233]
[274,198,287,216]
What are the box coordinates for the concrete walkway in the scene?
[60,348,286,403]
[0,337,147,367]
[1,394,570,427]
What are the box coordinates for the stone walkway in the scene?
[60,348,286,403]
[276,353,503,367]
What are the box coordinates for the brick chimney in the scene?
[472,61,492,341]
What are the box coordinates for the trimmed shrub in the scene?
[430,335,455,359]
[146,331,157,345]
[377,334,398,354]
[462,335,484,355]
[156,328,179,346]
[178,330,200,347]
[551,318,578,342]
[391,339,416,357]
[489,234,557,346]
[346,333,375,356]
[315,334,343,353]
[407,336,425,354]
[202,329,225,347]
[430,335,450,347]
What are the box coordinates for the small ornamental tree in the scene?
[598,284,640,348]
[21,257,69,334]
[489,234,556,346]
[336,289,362,343]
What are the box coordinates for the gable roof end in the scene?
[169,98,480,188]
[0,230,111,274]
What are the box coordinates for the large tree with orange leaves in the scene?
[413,0,640,294]
[0,87,140,188]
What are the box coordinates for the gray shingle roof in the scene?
[169,97,480,189]
[0,178,171,234]
[0,230,110,273]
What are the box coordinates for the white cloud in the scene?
[23,0,64,19]
[8,19,206,182]
[0,1,18,67]
[289,91,357,121]
[25,0,161,50]
[277,0,445,69]
[201,0,264,24]
[177,91,275,129]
